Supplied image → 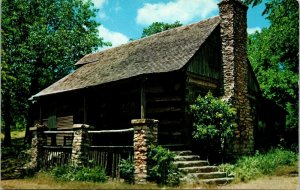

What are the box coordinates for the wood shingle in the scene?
[32,16,220,98]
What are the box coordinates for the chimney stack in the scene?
[218,0,254,155]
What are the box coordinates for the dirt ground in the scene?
[217,176,298,189]
[1,175,298,189]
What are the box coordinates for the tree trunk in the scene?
[24,103,34,145]
[24,58,42,145]
[3,94,12,146]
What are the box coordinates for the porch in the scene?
[28,119,158,183]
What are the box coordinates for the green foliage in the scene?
[141,21,182,38]
[2,0,110,144]
[244,0,262,7]
[190,92,236,159]
[119,158,134,184]
[219,148,298,182]
[246,0,298,129]
[51,165,107,183]
[148,145,180,187]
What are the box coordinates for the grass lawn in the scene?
[1,130,25,142]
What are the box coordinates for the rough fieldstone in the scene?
[218,0,254,155]
[132,119,158,184]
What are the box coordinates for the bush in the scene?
[148,145,180,187]
[219,148,298,182]
[51,165,107,182]
[119,158,134,184]
[190,92,236,161]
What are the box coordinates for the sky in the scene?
[91,0,270,50]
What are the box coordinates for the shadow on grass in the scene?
[1,130,31,180]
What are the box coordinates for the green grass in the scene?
[1,130,25,142]
[3,172,165,189]
[219,148,298,182]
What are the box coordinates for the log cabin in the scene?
[30,0,284,155]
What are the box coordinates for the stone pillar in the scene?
[71,124,91,166]
[132,119,158,184]
[29,124,48,170]
[218,0,254,155]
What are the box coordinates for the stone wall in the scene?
[132,119,158,184]
[218,0,254,155]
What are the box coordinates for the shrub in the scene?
[190,92,236,161]
[51,165,107,182]
[219,148,298,182]
[148,145,180,187]
[74,166,107,182]
[119,158,134,184]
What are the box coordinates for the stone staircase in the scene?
[173,150,234,184]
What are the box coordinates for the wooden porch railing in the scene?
[87,128,134,179]
[39,127,134,179]
[42,146,72,168]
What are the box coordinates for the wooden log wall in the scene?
[145,73,186,145]
[185,28,222,103]
[187,28,221,81]
[86,84,140,131]
[39,92,82,130]
[183,30,222,146]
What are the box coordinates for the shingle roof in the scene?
[32,16,220,98]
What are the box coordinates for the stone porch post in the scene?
[29,124,48,170]
[132,119,158,184]
[71,124,92,166]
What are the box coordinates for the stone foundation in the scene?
[132,119,158,184]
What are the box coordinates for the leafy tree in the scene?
[1,0,110,146]
[245,0,299,129]
[244,0,263,7]
[141,21,182,38]
[1,52,16,146]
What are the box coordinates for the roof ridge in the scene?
[135,15,220,43]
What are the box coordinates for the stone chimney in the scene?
[218,0,254,155]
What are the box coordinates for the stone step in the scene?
[199,177,234,185]
[172,149,233,185]
[179,166,219,174]
[173,150,193,156]
[175,160,208,168]
[174,155,201,161]
[187,172,227,179]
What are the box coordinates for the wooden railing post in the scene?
[28,124,48,170]
[71,124,92,166]
[132,119,158,184]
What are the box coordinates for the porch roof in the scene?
[31,16,220,99]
